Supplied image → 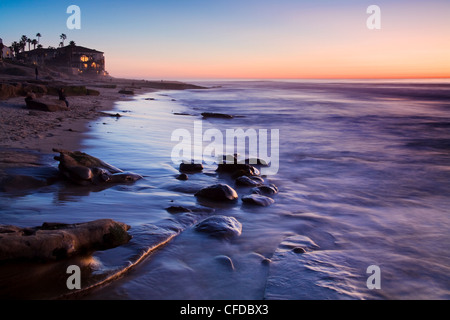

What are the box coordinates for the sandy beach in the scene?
[0,69,203,182]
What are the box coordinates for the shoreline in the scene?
[0,75,205,181]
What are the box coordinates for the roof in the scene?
[61,45,104,54]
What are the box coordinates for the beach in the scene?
[0,70,202,182]
[1,73,450,300]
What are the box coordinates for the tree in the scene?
[60,33,67,46]
[20,35,28,52]
[37,44,43,49]
[26,38,32,51]
[11,41,21,57]
[36,33,41,44]
[31,39,38,50]
[69,40,76,46]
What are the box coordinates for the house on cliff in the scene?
[16,44,106,75]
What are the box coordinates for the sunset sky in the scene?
[1,0,449,79]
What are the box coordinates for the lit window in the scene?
[80,55,89,62]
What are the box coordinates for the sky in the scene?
[1,0,449,79]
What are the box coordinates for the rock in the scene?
[176,173,188,180]
[195,215,242,238]
[195,184,238,201]
[165,206,192,214]
[235,175,263,187]
[201,112,234,119]
[86,89,100,96]
[252,184,279,196]
[119,89,134,95]
[53,149,142,185]
[21,84,47,97]
[242,194,275,206]
[245,158,269,166]
[217,163,260,177]
[179,162,203,173]
[0,219,131,261]
[25,97,68,112]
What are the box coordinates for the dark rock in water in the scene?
[195,184,238,201]
[0,219,131,261]
[235,175,263,187]
[179,162,203,173]
[252,184,279,196]
[195,215,242,238]
[165,206,193,214]
[53,149,142,186]
[118,89,134,95]
[201,112,234,119]
[217,163,260,177]
[176,173,188,180]
[25,97,68,112]
[242,194,275,206]
[245,158,269,166]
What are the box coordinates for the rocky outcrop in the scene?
[25,97,69,112]
[0,219,131,261]
[53,149,143,186]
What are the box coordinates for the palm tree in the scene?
[36,33,41,44]
[11,41,21,57]
[26,38,32,51]
[37,44,43,49]
[60,33,67,47]
[69,40,76,46]
[31,39,38,50]
[20,35,28,52]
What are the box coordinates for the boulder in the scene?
[217,163,260,177]
[252,184,279,196]
[195,215,242,238]
[25,97,68,112]
[235,175,263,187]
[0,219,132,261]
[176,173,189,180]
[242,194,275,206]
[179,162,203,173]
[195,184,238,201]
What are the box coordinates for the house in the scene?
[16,44,106,75]
[0,38,14,59]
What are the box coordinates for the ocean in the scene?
[1,80,449,300]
